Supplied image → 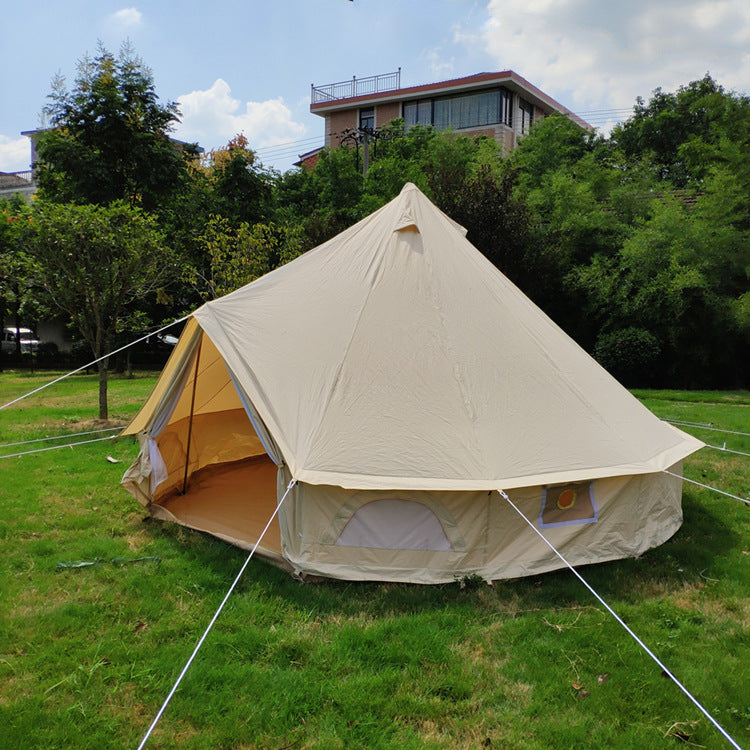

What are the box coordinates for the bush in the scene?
[35,341,59,368]
[594,327,661,387]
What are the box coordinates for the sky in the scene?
[1,0,749,175]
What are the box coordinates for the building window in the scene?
[519,98,533,135]
[359,106,375,130]
[501,91,513,128]
[403,100,431,128]
[403,88,513,131]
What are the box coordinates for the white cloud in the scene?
[110,8,142,28]
[422,47,456,80]
[174,79,307,154]
[0,135,32,173]
[475,0,750,118]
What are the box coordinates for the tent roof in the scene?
[130,183,703,490]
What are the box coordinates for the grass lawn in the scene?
[0,371,748,749]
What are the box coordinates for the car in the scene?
[1,327,40,354]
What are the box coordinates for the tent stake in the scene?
[181,337,203,495]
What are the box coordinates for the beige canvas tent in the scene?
[121,183,703,584]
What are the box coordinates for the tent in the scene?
[121,183,703,584]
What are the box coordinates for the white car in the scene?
[1,327,40,354]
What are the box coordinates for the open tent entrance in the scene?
[143,326,282,560]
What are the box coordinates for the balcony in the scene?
[312,69,401,104]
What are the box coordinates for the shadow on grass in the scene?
[136,484,739,624]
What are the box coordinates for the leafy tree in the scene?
[23,201,172,418]
[198,134,273,227]
[577,193,748,387]
[159,134,278,315]
[191,216,304,300]
[0,198,38,369]
[611,74,750,187]
[274,146,365,248]
[510,113,596,190]
[35,43,198,210]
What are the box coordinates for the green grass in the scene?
[0,373,748,749]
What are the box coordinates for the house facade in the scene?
[309,69,589,158]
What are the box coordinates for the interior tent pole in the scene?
[497,489,743,750]
[181,336,203,495]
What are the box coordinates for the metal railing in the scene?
[0,170,33,188]
[312,69,401,104]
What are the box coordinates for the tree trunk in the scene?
[97,356,109,421]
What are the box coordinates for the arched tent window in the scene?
[336,499,452,551]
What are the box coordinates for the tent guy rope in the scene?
[663,470,750,506]
[497,489,743,750]
[0,425,122,449]
[0,316,189,412]
[136,478,298,750]
[0,434,118,460]
[705,443,750,458]
[665,419,750,439]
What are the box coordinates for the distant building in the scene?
[305,69,590,167]
[0,170,35,201]
[0,131,38,201]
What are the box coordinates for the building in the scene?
[0,170,35,201]
[0,131,40,201]
[308,69,590,162]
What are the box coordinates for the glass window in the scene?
[405,89,508,131]
[359,106,375,130]
[519,98,533,134]
[500,89,513,127]
[433,98,450,130]
[403,101,418,128]
[417,100,432,124]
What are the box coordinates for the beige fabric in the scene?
[159,455,282,557]
[124,317,203,436]
[191,183,702,489]
[274,466,683,584]
[121,183,704,583]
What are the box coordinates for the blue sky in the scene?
[2,0,749,174]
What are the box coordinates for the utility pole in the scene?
[362,130,370,176]
[341,125,387,176]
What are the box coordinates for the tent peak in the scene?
[393,183,421,232]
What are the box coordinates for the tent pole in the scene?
[181,336,203,495]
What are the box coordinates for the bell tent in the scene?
[121,183,703,584]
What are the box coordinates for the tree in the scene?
[273,146,366,248]
[23,201,172,419]
[576,193,749,387]
[610,74,750,187]
[35,43,198,211]
[202,134,273,227]
[0,198,38,370]
[191,215,304,300]
[510,112,596,190]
